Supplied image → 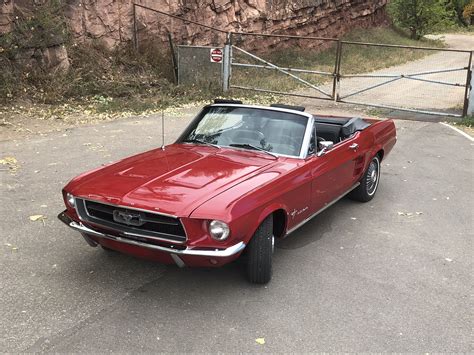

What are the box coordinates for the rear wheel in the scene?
[348,155,381,202]
[246,215,274,284]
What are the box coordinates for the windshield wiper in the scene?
[182,139,220,149]
[229,143,277,158]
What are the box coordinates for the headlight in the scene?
[66,192,75,208]
[208,220,230,241]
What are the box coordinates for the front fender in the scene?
[190,170,290,245]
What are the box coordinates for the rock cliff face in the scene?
[1,0,388,70]
[2,0,388,44]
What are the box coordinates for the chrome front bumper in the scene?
[57,211,246,263]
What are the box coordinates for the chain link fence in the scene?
[177,45,223,87]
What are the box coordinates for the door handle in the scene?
[349,143,359,150]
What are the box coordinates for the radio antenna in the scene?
[161,110,165,150]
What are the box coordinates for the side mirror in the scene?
[317,141,334,157]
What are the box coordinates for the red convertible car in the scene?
[58,101,396,283]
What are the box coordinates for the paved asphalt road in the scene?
[0,111,472,352]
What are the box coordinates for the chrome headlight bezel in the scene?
[208,220,230,241]
[66,192,76,208]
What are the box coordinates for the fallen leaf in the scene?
[255,338,265,345]
[397,211,415,217]
[0,156,20,174]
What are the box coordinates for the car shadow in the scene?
[276,198,355,250]
[63,197,357,290]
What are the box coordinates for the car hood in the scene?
[68,144,276,217]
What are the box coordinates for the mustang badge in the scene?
[112,210,144,226]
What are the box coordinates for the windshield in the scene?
[181,106,309,157]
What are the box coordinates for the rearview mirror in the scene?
[317,141,334,157]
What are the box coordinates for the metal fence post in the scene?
[222,32,232,92]
[464,52,473,116]
[332,40,342,102]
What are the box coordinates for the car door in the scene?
[309,131,363,214]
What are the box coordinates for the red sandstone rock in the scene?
[1,0,388,71]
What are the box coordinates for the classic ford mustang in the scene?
[58,100,396,283]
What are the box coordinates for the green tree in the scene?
[388,0,456,39]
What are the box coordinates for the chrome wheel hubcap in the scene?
[366,159,379,195]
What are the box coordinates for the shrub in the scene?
[388,0,457,39]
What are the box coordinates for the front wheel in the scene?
[348,155,381,202]
[246,215,274,284]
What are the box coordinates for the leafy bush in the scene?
[388,0,458,39]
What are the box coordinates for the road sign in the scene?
[210,48,223,63]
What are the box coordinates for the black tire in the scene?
[348,155,381,202]
[246,215,274,284]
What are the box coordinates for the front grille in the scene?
[75,198,186,244]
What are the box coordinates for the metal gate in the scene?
[336,41,472,117]
[225,33,472,118]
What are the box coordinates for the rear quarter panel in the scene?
[357,118,397,174]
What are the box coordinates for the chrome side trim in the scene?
[286,182,360,235]
[58,212,245,258]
